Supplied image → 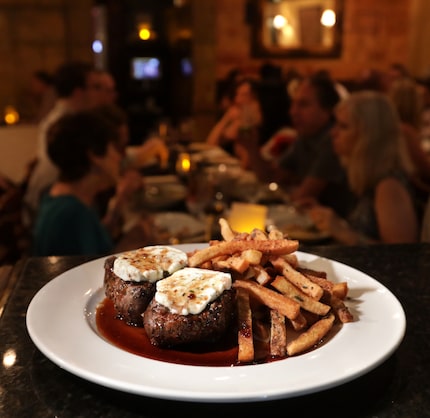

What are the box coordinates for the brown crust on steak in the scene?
[143,289,235,347]
[103,256,155,327]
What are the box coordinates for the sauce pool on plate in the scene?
[96,297,240,367]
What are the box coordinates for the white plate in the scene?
[153,212,205,239]
[267,205,331,242]
[141,181,187,210]
[144,175,181,185]
[26,244,406,403]
[267,204,314,229]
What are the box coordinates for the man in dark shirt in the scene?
[238,73,355,217]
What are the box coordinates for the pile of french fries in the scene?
[188,218,353,364]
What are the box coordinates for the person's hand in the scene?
[104,170,143,239]
[115,169,143,205]
[307,205,341,236]
[224,105,241,122]
[290,194,318,210]
[221,106,242,140]
[308,204,365,245]
[135,138,170,169]
[240,102,262,127]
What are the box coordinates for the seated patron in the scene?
[388,77,430,190]
[308,91,419,244]
[94,104,169,171]
[206,78,263,168]
[421,195,430,242]
[32,111,155,256]
[27,70,57,123]
[92,104,168,235]
[24,61,107,227]
[237,73,355,217]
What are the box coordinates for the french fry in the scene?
[212,249,263,273]
[241,249,264,265]
[188,239,299,267]
[219,218,236,241]
[282,253,299,268]
[301,269,349,301]
[270,309,287,357]
[236,288,254,363]
[289,311,307,331]
[297,266,327,279]
[186,218,353,363]
[199,260,213,270]
[253,319,271,361]
[268,227,284,240]
[332,282,349,300]
[271,275,331,316]
[328,294,354,323]
[287,313,335,356]
[242,266,258,280]
[270,256,324,300]
[233,279,300,320]
[302,272,334,294]
[250,228,269,240]
[253,264,272,286]
[212,254,250,274]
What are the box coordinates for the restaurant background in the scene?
[0,0,429,140]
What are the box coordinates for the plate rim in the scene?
[26,244,406,403]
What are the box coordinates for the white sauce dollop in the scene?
[113,246,188,283]
[155,267,232,315]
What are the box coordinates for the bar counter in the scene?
[1,243,429,418]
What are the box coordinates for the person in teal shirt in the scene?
[34,194,114,256]
[32,110,146,256]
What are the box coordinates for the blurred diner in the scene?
[27,70,57,123]
[314,68,350,100]
[92,103,169,227]
[23,61,107,228]
[354,67,385,92]
[32,110,155,256]
[96,69,118,105]
[94,103,169,172]
[236,73,355,218]
[383,62,411,92]
[420,104,430,152]
[215,68,245,118]
[308,91,419,245]
[0,171,32,264]
[421,195,430,242]
[206,78,263,169]
[257,62,292,143]
[387,77,430,189]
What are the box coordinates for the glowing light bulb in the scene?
[139,27,151,40]
[4,106,19,125]
[273,14,287,29]
[176,153,191,174]
[321,9,336,27]
[3,349,16,368]
[92,40,103,54]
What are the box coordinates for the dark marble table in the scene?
[1,243,429,418]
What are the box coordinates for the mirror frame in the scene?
[249,0,344,59]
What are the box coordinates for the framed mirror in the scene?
[250,0,343,58]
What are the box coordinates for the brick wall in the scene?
[0,0,93,120]
[214,0,415,81]
[0,0,426,130]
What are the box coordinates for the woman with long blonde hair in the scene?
[309,90,419,244]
